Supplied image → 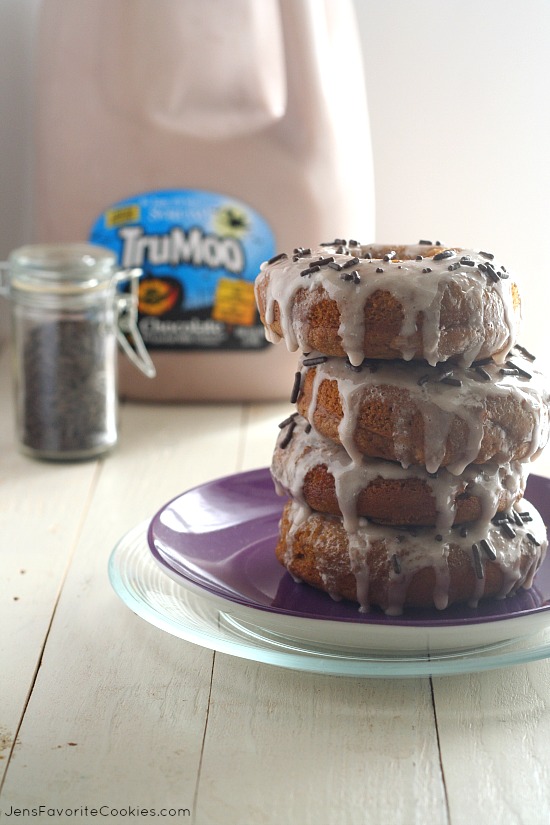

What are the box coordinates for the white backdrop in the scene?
[1,0,549,358]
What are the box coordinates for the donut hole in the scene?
[359,244,459,262]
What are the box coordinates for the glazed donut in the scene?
[272,414,527,530]
[276,498,547,615]
[254,242,521,367]
[295,351,550,473]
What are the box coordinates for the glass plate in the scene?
[108,471,550,677]
[108,521,550,677]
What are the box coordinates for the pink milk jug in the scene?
[33,0,374,401]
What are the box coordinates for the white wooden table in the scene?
[1,345,550,825]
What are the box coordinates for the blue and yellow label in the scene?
[90,189,275,350]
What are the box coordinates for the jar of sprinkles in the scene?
[0,243,155,460]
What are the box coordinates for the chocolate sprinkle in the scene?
[342,257,361,269]
[513,344,536,362]
[300,264,320,277]
[485,263,501,282]
[471,544,485,579]
[267,252,288,265]
[480,538,497,560]
[280,418,296,449]
[278,412,298,429]
[512,510,524,527]
[527,532,541,546]
[376,267,384,274]
[302,355,328,367]
[459,526,469,537]
[479,250,495,260]
[418,239,432,245]
[383,251,396,262]
[328,261,343,271]
[501,522,517,539]
[433,250,454,261]
[506,359,532,379]
[290,371,302,404]
[475,366,492,382]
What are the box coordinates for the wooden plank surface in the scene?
[0,401,243,812]
[0,349,99,784]
[433,665,550,825]
[194,658,446,825]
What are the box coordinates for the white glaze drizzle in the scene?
[299,352,550,473]
[271,415,528,534]
[255,244,520,367]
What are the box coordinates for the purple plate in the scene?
[147,469,550,629]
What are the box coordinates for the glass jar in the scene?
[0,243,155,460]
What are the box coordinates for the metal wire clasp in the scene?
[113,268,156,379]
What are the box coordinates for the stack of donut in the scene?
[255,241,550,615]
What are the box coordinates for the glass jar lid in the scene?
[8,243,118,294]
